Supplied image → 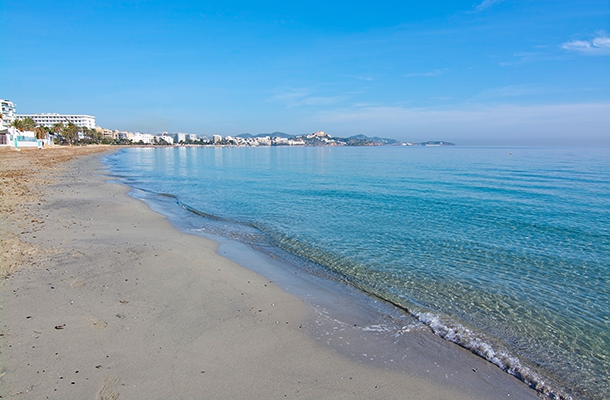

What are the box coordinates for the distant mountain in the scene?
[267,131,294,138]
[344,134,401,146]
[369,136,401,145]
[347,134,369,140]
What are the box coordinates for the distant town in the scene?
[0,99,455,148]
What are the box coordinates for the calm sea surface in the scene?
[106,146,609,400]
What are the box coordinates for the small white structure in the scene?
[11,130,42,148]
[1,99,46,147]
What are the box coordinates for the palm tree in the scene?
[52,122,64,134]
[62,122,79,145]
[20,117,36,132]
[79,126,88,141]
[83,127,96,142]
[47,122,62,144]
[11,119,25,132]
[91,128,103,143]
[34,126,47,140]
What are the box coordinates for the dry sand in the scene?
[0,146,542,399]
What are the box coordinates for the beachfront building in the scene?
[0,99,16,145]
[0,99,45,148]
[15,113,96,129]
[1,129,41,148]
[174,133,187,143]
[96,128,122,141]
[155,133,174,145]
[132,132,155,144]
[119,131,134,141]
[1,99,17,126]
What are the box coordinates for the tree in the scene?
[52,122,64,135]
[91,129,103,143]
[62,122,80,145]
[34,126,47,140]
[47,122,63,144]
[10,119,24,132]
[80,127,90,142]
[21,117,36,132]
[79,127,103,144]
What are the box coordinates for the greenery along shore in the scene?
[9,117,132,145]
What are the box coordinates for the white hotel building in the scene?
[16,113,96,129]
[1,99,17,125]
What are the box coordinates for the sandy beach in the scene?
[0,146,542,399]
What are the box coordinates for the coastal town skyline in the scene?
[1,0,609,145]
[0,98,451,146]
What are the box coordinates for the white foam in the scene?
[415,312,573,400]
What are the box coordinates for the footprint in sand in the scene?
[70,278,84,288]
[96,376,120,400]
[87,315,108,329]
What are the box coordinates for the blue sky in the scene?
[1,0,609,145]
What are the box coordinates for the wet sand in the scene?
[0,146,541,399]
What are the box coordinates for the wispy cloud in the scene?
[473,0,505,12]
[471,84,556,101]
[500,51,544,66]
[334,74,375,83]
[344,74,374,81]
[403,69,447,78]
[274,88,310,103]
[296,96,346,107]
[562,32,610,56]
[273,88,344,108]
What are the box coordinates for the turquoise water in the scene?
[106,146,609,400]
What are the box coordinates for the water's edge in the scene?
[116,177,572,400]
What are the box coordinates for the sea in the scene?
[104,145,609,400]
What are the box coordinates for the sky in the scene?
[1,0,609,145]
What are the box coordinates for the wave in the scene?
[416,312,572,400]
[176,199,228,222]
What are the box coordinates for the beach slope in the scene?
[0,147,540,399]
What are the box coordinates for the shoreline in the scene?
[1,147,541,399]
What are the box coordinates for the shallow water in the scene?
[106,146,609,400]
